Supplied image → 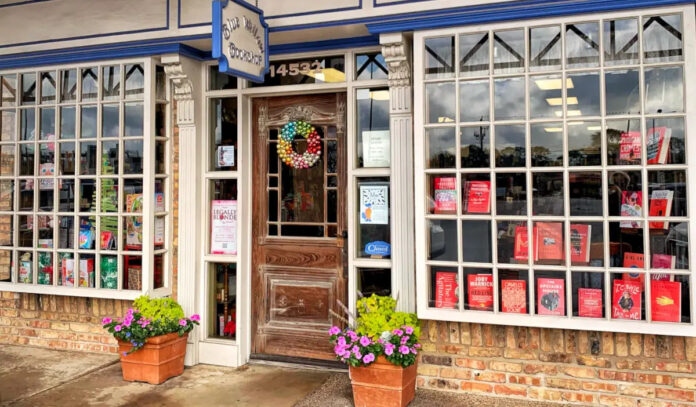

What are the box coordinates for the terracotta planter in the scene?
[349,356,417,407]
[118,332,188,385]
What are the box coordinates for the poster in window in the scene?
[217,145,235,167]
[578,288,603,318]
[646,127,671,164]
[433,177,456,214]
[362,130,390,168]
[359,184,389,225]
[211,200,237,255]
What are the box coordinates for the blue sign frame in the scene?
[212,0,269,83]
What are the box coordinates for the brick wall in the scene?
[417,321,696,406]
[0,293,130,352]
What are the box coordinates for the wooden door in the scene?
[251,93,347,361]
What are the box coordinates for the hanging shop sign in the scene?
[212,0,269,83]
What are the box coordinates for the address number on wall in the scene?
[269,61,322,77]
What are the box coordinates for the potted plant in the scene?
[329,294,421,407]
[102,295,199,384]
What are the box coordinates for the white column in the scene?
[381,33,415,312]
[162,54,203,366]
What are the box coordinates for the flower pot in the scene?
[117,332,188,385]
[349,355,417,407]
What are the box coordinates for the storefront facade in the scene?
[1,0,696,403]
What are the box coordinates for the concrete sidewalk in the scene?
[0,345,575,407]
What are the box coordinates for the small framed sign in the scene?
[212,0,269,83]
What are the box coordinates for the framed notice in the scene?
[362,130,390,167]
[359,184,389,225]
[211,200,237,255]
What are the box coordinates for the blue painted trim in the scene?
[367,0,696,33]
[0,0,169,49]
[0,0,50,8]
[269,35,379,55]
[178,0,363,28]
[0,42,209,70]
[211,0,269,83]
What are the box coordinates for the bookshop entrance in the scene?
[250,93,348,361]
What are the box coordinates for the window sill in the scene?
[0,282,172,300]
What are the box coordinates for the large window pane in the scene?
[425,37,454,79]
[493,29,524,74]
[566,22,599,68]
[494,77,525,121]
[529,26,561,71]
[357,89,390,168]
[426,82,455,123]
[643,14,682,63]
[459,79,489,122]
[459,33,489,76]
[494,124,525,168]
[604,18,639,66]
[605,69,640,115]
[531,123,563,166]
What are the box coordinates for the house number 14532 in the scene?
[269,61,322,77]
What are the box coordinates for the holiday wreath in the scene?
[277,120,322,169]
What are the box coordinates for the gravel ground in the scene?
[294,373,589,407]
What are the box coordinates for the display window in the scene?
[0,59,171,298]
[415,8,695,333]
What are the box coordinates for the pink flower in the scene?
[362,353,375,364]
[179,319,187,326]
[190,314,200,322]
[337,336,346,347]
[101,317,112,325]
[401,336,410,345]
[359,336,371,347]
[392,328,404,336]
[348,331,359,342]
[384,343,395,356]
[328,326,341,335]
[342,350,351,358]
[378,338,384,344]
[114,325,122,332]
[351,345,360,354]
[410,347,418,355]
[404,326,414,335]
[399,345,410,355]
[354,352,362,360]
[334,345,346,356]
[414,343,421,349]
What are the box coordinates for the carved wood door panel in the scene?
[251,93,347,361]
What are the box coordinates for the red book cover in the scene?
[467,274,493,311]
[648,190,673,230]
[570,224,591,263]
[612,279,642,320]
[646,127,672,165]
[578,288,603,318]
[619,131,642,163]
[435,271,458,309]
[434,177,457,214]
[537,278,565,316]
[513,226,537,261]
[651,280,681,323]
[623,252,644,269]
[652,254,676,269]
[537,222,564,261]
[501,280,527,314]
[620,191,642,228]
[465,181,491,214]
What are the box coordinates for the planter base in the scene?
[118,333,188,385]
[349,356,417,407]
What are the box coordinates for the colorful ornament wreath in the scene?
[277,120,322,169]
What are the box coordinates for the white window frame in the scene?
[0,57,173,300]
[414,5,696,336]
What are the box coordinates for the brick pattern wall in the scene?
[0,293,130,352]
[418,321,696,406]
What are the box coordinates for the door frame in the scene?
[196,46,392,367]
